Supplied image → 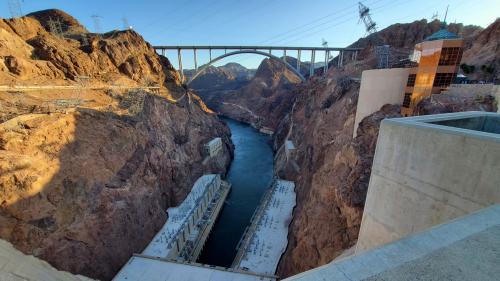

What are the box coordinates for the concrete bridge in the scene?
[153,45,363,84]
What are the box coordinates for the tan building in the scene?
[353,68,410,137]
[401,27,464,116]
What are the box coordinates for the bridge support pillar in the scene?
[324,50,329,75]
[310,50,316,77]
[209,48,212,61]
[193,49,198,72]
[297,50,301,74]
[177,49,184,82]
[283,49,287,64]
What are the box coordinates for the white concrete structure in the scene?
[233,179,296,275]
[353,68,410,137]
[0,239,95,281]
[114,256,275,281]
[356,111,500,253]
[284,204,500,281]
[205,137,223,158]
[143,174,229,261]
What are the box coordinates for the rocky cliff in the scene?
[273,19,499,278]
[203,58,302,131]
[461,18,500,82]
[274,69,497,278]
[0,9,232,281]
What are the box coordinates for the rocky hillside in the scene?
[461,18,500,82]
[0,9,233,281]
[273,67,497,278]
[200,58,302,131]
[272,19,499,278]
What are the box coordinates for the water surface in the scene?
[197,118,274,267]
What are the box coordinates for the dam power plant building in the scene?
[112,176,296,281]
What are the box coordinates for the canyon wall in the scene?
[0,10,233,281]
[273,19,499,278]
[194,58,301,131]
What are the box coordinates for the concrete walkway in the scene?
[284,204,500,281]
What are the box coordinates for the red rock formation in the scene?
[213,58,302,130]
[461,18,500,82]
[0,10,232,281]
[274,19,498,277]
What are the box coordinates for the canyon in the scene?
[0,9,233,281]
[0,7,499,281]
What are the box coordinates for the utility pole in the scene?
[7,0,23,18]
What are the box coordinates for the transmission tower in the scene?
[358,2,377,35]
[7,0,23,18]
[431,12,439,21]
[91,14,102,34]
[47,17,64,38]
[358,2,390,68]
[321,38,328,48]
[122,17,131,30]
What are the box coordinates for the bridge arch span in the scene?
[187,50,305,85]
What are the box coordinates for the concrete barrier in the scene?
[356,111,500,253]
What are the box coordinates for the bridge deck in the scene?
[153,45,363,52]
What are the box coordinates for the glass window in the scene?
[403,93,412,108]
[433,73,455,87]
[439,47,462,66]
[407,74,416,87]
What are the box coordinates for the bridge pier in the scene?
[297,50,301,74]
[193,49,198,72]
[324,50,329,75]
[209,48,212,61]
[283,49,287,64]
[177,49,184,82]
[310,50,316,77]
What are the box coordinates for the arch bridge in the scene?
[153,46,363,84]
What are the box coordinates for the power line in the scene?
[7,0,23,18]
[274,0,410,46]
[136,0,192,30]
[91,14,102,34]
[146,0,221,42]
[258,0,385,45]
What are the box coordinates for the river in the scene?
[197,118,274,267]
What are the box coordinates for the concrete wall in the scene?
[353,68,410,137]
[0,239,95,281]
[284,204,500,281]
[356,112,500,253]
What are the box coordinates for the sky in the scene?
[1,0,498,69]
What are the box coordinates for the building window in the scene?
[402,93,412,108]
[406,74,416,87]
[439,47,462,66]
[433,73,455,87]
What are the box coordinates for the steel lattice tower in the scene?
[358,2,390,68]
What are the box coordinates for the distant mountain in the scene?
[219,62,256,80]
[184,62,256,89]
